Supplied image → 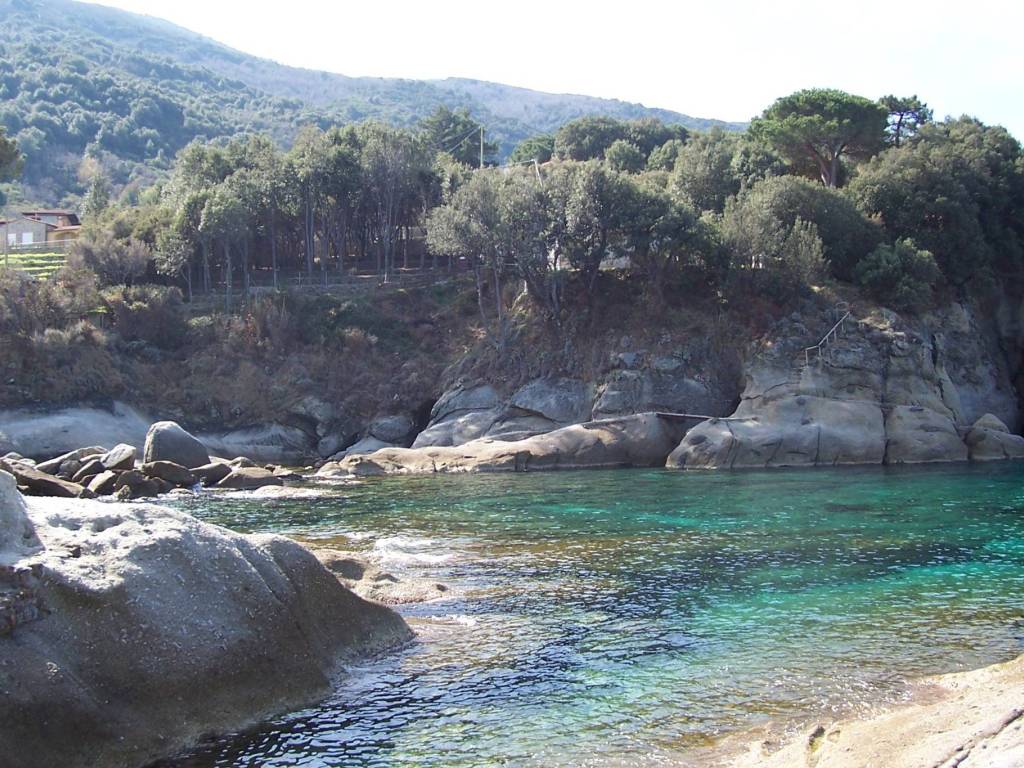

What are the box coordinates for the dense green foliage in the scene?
[4,73,1023,396]
[854,239,941,311]
[848,118,1024,287]
[0,0,739,205]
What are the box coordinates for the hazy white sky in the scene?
[85,0,1024,138]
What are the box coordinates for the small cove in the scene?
[163,463,1024,767]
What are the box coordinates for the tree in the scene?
[646,138,685,172]
[624,118,688,157]
[0,127,23,182]
[83,172,111,219]
[426,170,511,347]
[0,127,22,205]
[509,133,555,165]
[671,128,740,213]
[554,116,629,161]
[358,122,430,282]
[615,175,705,302]
[288,126,328,280]
[749,88,888,187]
[419,106,496,167]
[854,239,941,311]
[604,140,646,173]
[879,95,932,147]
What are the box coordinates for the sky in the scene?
[84,0,1024,138]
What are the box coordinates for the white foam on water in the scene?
[372,534,454,566]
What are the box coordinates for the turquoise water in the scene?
[164,464,1024,767]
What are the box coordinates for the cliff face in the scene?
[3,286,1023,471]
[669,297,1024,469]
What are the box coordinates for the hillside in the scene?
[0,0,742,206]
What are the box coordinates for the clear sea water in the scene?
[163,463,1024,767]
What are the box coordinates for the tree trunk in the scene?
[242,238,250,302]
[202,241,210,294]
[270,208,278,290]
[305,189,314,281]
[224,240,232,313]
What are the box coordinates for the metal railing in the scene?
[804,302,852,366]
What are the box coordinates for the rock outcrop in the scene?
[669,302,1024,469]
[0,472,411,768]
[965,413,1024,461]
[0,402,150,460]
[319,413,685,476]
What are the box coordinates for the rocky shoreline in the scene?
[712,653,1024,768]
[5,299,1023,479]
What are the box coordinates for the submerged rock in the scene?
[0,470,410,768]
[311,546,450,605]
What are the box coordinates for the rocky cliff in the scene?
[670,298,1024,469]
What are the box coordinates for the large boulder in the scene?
[141,461,197,487]
[663,301,1024,470]
[319,413,684,476]
[965,413,1024,461]
[0,488,410,768]
[99,443,136,472]
[144,421,210,469]
[0,402,149,460]
[341,436,399,457]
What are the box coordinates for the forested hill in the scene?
[0,0,742,206]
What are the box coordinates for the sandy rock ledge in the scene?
[719,654,1024,768]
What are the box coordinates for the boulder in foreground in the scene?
[0,470,410,768]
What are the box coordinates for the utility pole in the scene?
[479,126,484,170]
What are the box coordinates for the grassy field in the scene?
[1,252,66,279]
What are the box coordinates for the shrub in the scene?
[103,284,188,349]
[68,231,152,286]
[854,239,941,312]
[729,176,881,280]
[29,321,123,402]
